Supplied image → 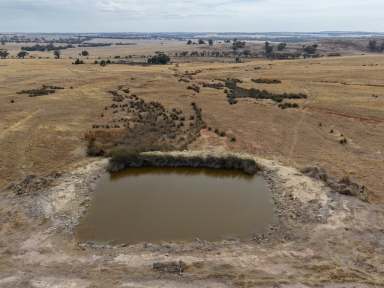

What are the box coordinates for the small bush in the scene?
[278,103,299,109]
[339,138,348,145]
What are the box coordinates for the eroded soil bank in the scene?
[1,151,384,287]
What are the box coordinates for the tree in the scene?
[73,58,84,65]
[17,51,29,59]
[208,39,213,46]
[264,42,274,56]
[1,39,5,46]
[277,43,287,51]
[243,49,251,57]
[232,40,246,50]
[53,50,61,59]
[368,40,377,52]
[0,49,9,59]
[81,50,89,57]
[303,44,318,54]
[147,53,170,65]
[198,39,205,45]
[187,40,193,45]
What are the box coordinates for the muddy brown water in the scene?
[76,167,274,244]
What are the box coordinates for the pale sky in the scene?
[1,0,384,32]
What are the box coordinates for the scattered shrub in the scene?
[17,85,64,97]
[278,103,299,109]
[252,78,282,84]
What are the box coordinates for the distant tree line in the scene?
[78,43,112,48]
[21,43,74,52]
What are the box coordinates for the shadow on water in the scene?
[76,167,274,244]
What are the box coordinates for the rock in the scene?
[301,166,328,182]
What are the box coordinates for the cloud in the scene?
[1,0,384,32]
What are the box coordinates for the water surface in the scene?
[76,167,273,244]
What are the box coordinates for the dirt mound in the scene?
[301,167,368,201]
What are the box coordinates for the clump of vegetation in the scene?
[73,58,84,65]
[0,49,9,59]
[99,59,111,66]
[278,102,299,109]
[201,82,224,89]
[107,151,261,175]
[367,39,384,53]
[87,88,206,157]
[303,44,318,55]
[79,43,112,48]
[53,50,61,59]
[277,43,287,51]
[17,85,64,97]
[264,41,274,57]
[17,51,29,59]
[187,84,200,93]
[224,79,307,105]
[339,138,348,145]
[147,53,170,64]
[232,40,246,50]
[21,43,74,52]
[252,78,282,84]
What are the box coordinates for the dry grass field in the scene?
[1,42,384,286]
[1,54,383,201]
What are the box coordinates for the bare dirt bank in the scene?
[1,151,383,287]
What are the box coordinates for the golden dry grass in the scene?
[0,54,383,201]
